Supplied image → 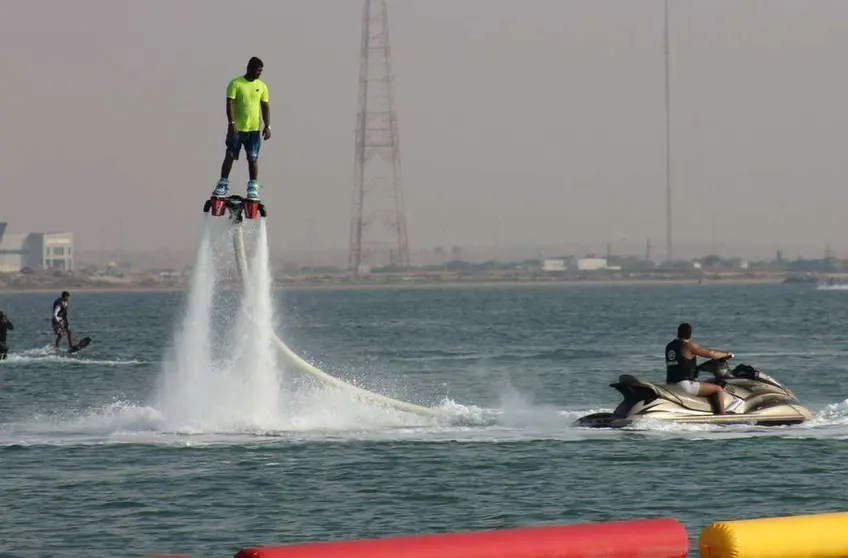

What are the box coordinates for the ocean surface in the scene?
[2,281,848,557]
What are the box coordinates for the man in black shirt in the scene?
[0,311,14,360]
[665,322,732,414]
[52,291,76,351]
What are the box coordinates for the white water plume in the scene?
[150,219,286,433]
[224,220,283,429]
[153,219,218,428]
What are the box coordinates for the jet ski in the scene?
[575,355,813,428]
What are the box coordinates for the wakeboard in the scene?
[68,336,92,354]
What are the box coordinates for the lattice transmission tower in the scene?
[348,0,410,275]
[663,0,673,263]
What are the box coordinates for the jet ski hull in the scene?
[576,407,813,429]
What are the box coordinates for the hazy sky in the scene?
[2,0,848,259]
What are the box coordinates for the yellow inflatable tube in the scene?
[700,511,848,558]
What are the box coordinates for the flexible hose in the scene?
[232,225,444,418]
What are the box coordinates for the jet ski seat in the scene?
[617,374,715,413]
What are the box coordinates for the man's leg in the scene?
[698,383,725,415]
[66,328,76,349]
[246,132,261,199]
[214,134,241,195]
[213,152,235,196]
[54,333,62,350]
[220,153,235,181]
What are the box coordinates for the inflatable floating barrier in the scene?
[234,518,689,558]
[700,511,848,558]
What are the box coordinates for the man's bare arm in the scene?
[686,341,730,360]
[261,101,271,140]
[226,98,236,126]
[261,101,270,127]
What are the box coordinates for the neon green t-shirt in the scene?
[226,76,269,132]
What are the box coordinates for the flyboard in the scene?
[203,193,445,418]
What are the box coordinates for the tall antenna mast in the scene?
[348,0,410,275]
[664,0,673,263]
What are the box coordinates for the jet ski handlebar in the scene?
[697,353,733,368]
[697,354,735,378]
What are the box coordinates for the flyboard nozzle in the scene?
[210,199,228,217]
[244,200,260,219]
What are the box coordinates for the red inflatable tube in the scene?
[234,518,688,558]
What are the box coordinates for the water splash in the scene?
[153,218,218,429]
[141,217,479,438]
[222,220,283,429]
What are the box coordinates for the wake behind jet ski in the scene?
[575,356,813,428]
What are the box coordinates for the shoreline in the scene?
[0,276,796,295]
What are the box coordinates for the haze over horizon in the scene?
[2,0,848,263]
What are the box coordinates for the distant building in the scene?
[577,256,621,271]
[542,258,566,272]
[29,232,74,271]
[0,222,74,272]
[0,222,22,272]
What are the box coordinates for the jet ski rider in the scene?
[665,323,732,415]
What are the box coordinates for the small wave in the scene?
[368,348,483,362]
[1,345,144,367]
[740,351,848,357]
[2,355,145,366]
[0,401,164,446]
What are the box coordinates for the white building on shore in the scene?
[0,222,74,272]
[576,256,621,271]
[542,258,567,271]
